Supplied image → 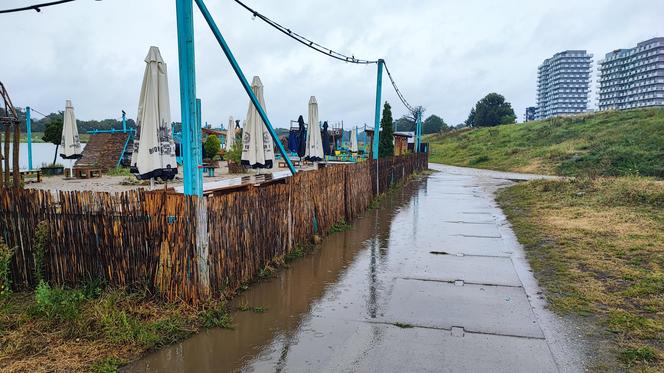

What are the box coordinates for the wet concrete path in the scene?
[126,164,581,373]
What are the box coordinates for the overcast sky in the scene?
[1,0,663,127]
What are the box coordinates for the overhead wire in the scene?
[232,0,416,114]
[30,108,49,117]
[0,0,77,14]
[233,0,377,64]
[383,62,415,114]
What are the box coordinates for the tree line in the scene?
[11,107,136,133]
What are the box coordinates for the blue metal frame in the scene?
[122,110,127,132]
[176,0,203,196]
[372,59,384,160]
[194,0,297,175]
[26,106,33,170]
[117,130,133,168]
[415,111,422,153]
[195,98,204,188]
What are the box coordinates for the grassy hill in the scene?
[428,108,664,177]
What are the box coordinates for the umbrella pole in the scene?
[150,178,154,191]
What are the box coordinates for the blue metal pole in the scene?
[195,98,204,189]
[372,59,384,160]
[122,110,127,132]
[26,106,33,170]
[415,111,422,153]
[194,0,296,175]
[176,0,201,196]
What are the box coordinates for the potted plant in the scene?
[40,162,65,176]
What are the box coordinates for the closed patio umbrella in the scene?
[321,121,331,156]
[60,99,82,160]
[131,46,177,180]
[350,126,358,152]
[225,116,235,151]
[241,76,274,169]
[296,115,306,159]
[60,99,82,177]
[305,96,324,161]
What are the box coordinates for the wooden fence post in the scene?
[196,197,210,299]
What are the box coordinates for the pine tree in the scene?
[378,101,394,158]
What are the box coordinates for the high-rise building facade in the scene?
[536,50,593,120]
[598,37,664,111]
[524,106,536,122]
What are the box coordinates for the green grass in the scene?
[329,220,352,234]
[428,108,664,177]
[497,177,663,371]
[1,283,229,372]
[105,167,132,177]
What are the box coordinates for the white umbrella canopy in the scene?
[131,46,177,180]
[241,76,274,169]
[305,96,324,161]
[225,116,235,151]
[59,100,82,159]
[350,126,358,152]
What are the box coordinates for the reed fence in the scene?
[0,153,427,303]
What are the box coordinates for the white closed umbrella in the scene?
[350,126,358,152]
[241,76,274,169]
[305,96,324,161]
[225,116,235,151]
[131,46,177,181]
[60,99,82,177]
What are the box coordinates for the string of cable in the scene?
[233,0,378,65]
[30,108,49,117]
[0,0,76,14]
[383,62,414,114]
[233,0,416,114]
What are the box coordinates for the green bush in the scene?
[225,133,243,164]
[34,280,86,321]
[199,304,233,329]
[204,135,221,160]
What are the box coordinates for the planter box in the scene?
[41,166,65,176]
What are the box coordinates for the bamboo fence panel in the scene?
[1,153,428,303]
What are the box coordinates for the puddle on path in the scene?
[124,178,427,373]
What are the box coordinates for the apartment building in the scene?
[536,50,593,120]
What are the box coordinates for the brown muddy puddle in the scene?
[124,178,427,373]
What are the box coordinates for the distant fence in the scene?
[0,153,427,303]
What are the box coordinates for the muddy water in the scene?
[125,177,426,373]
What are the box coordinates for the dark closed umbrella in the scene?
[287,129,298,153]
[297,115,307,158]
[321,121,331,156]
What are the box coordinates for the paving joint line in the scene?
[363,320,546,341]
[399,276,522,289]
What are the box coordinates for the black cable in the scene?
[233,0,416,114]
[30,108,49,117]
[233,0,378,65]
[384,62,415,114]
[0,0,77,14]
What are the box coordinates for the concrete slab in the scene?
[241,321,557,373]
[399,253,522,287]
[380,278,543,338]
[348,324,559,373]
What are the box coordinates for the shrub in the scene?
[34,280,86,321]
[204,135,221,160]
